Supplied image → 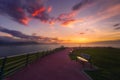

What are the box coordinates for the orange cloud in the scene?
[20,17,30,25]
[47,6,52,12]
[32,7,46,17]
[0,32,13,37]
[49,21,55,25]
[62,19,75,26]
[62,19,84,27]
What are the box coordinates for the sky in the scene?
[0,0,120,44]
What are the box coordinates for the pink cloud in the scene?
[85,4,120,25]
[47,6,52,13]
[61,19,84,27]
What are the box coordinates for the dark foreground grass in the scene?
[70,47,120,80]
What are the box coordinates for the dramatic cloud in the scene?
[57,0,95,27]
[113,23,120,30]
[0,0,52,25]
[0,36,19,42]
[0,0,95,27]
[0,0,27,24]
[58,12,77,20]
[31,6,46,17]
[0,0,119,28]
[0,26,38,39]
[0,26,62,43]
[72,0,91,11]
[62,19,76,27]
[114,27,120,30]
[61,19,84,27]
[84,4,120,25]
[47,6,52,13]
[113,23,120,27]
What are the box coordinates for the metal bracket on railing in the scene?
[25,54,29,66]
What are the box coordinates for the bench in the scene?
[78,53,91,61]
[77,53,92,68]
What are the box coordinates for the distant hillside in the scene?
[92,40,120,44]
[0,36,39,45]
[0,36,58,45]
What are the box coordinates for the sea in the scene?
[0,43,120,57]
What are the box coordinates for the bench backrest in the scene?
[80,53,91,60]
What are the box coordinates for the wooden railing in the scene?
[0,46,65,80]
[0,51,45,80]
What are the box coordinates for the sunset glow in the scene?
[0,0,120,44]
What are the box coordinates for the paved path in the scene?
[6,48,91,80]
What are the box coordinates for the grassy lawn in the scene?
[69,47,120,80]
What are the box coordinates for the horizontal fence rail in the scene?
[0,46,65,80]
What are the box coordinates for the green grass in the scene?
[70,47,120,80]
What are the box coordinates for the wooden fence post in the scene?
[26,54,29,66]
[0,57,7,80]
[36,53,39,60]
